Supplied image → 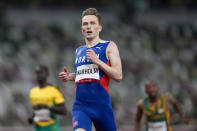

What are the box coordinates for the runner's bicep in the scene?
[108,42,122,70]
[135,101,143,122]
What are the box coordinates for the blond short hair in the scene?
[82,8,101,25]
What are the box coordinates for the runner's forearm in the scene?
[50,104,66,115]
[173,102,184,118]
[68,73,75,81]
[97,60,122,82]
[134,123,140,131]
[134,102,143,131]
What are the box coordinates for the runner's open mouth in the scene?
[87,31,93,34]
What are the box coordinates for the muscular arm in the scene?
[87,41,122,82]
[66,73,75,81]
[50,103,67,115]
[166,94,189,124]
[134,100,144,131]
[33,103,66,115]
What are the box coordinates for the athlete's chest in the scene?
[74,43,109,83]
[75,44,107,66]
[31,89,54,105]
[143,96,167,116]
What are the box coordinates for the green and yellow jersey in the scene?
[143,94,172,131]
[30,85,65,127]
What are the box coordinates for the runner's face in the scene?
[82,15,102,40]
[146,83,158,98]
[35,67,47,83]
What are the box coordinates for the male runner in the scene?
[59,8,122,131]
[134,81,189,131]
[29,65,66,131]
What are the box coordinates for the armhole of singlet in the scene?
[75,45,85,54]
[75,46,80,54]
[105,41,111,61]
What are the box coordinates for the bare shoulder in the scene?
[106,41,119,54]
[137,99,144,109]
[107,41,118,50]
[163,93,175,103]
[105,41,120,60]
[163,93,172,99]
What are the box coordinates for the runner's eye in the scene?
[83,22,88,26]
[90,21,96,25]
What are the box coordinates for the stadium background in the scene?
[0,0,196,130]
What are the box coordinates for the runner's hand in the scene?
[27,117,34,125]
[59,67,70,82]
[86,49,99,64]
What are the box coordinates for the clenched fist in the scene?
[86,48,100,64]
[59,67,70,82]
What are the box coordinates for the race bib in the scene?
[158,108,164,114]
[33,109,51,122]
[148,121,167,131]
[76,64,99,83]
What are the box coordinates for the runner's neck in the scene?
[86,37,101,48]
[39,82,47,88]
[149,97,158,103]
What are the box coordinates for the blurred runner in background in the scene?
[134,80,189,131]
[29,65,66,131]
